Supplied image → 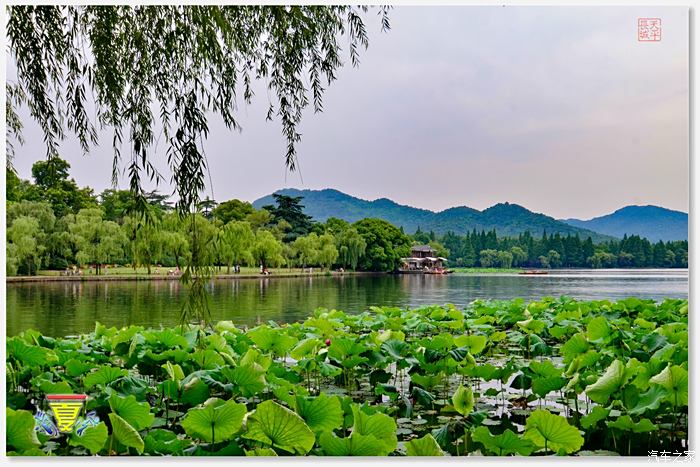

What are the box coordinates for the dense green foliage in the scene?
[434,229,688,269]
[6,158,687,275]
[5,158,405,275]
[6,297,688,456]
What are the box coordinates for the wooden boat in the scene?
[519,270,549,275]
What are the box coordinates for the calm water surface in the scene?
[6,269,688,336]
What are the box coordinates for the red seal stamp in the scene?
[638,18,661,42]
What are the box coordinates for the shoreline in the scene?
[6,266,687,283]
[5,270,387,283]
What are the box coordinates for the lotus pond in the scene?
[6,297,689,456]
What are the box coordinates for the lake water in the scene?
[6,269,688,337]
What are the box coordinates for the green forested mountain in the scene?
[253,189,615,242]
[562,205,688,242]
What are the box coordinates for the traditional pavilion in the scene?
[399,245,448,273]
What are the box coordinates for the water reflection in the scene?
[6,269,688,336]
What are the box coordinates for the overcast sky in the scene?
[7,6,689,220]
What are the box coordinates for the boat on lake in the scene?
[519,269,549,275]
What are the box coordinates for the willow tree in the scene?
[6,5,389,325]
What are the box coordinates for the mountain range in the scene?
[562,205,688,242]
[252,189,687,242]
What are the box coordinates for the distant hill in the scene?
[252,188,615,242]
[562,205,688,242]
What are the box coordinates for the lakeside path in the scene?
[6,270,390,283]
[6,268,530,283]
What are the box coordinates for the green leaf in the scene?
[245,447,278,456]
[248,326,298,357]
[295,393,344,435]
[411,373,443,390]
[36,378,73,394]
[529,360,562,379]
[381,339,409,360]
[454,334,487,355]
[162,361,185,382]
[83,366,128,389]
[6,409,40,452]
[489,331,507,342]
[7,337,57,367]
[586,316,610,342]
[64,358,96,377]
[584,360,627,404]
[144,328,189,348]
[7,447,46,456]
[350,405,398,455]
[559,333,590,363]
[290,338,321,360]
[516,318,546,334]
[629,385,668,416]
[405,433,446,456]
[532,377,567,398]
[181,398,246,443]
[580,406,610,429]
[70,422,108,454]
[243,400,315,455]
[452,385,474,417]
[649,365,688,406]
[472,426,534,456]
[221,363,266,397]
[319,431,388,456]
[179,377,210,406]
[144,429,191,455]
[523,409,584,454]
[606,416,658,433]
[192,349,225,369]
[108,413,144,454]
[109,394,154,431]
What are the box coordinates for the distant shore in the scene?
[5,266,537,283]
[6,270,388,283]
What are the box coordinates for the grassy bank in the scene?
[7,267,380,282]
[450,267,523,274]
[7,266,529,282]
[6,297,688,457]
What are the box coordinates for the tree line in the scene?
[6,158,687,276]
[6,158,412,276]
[416,227,687,269]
